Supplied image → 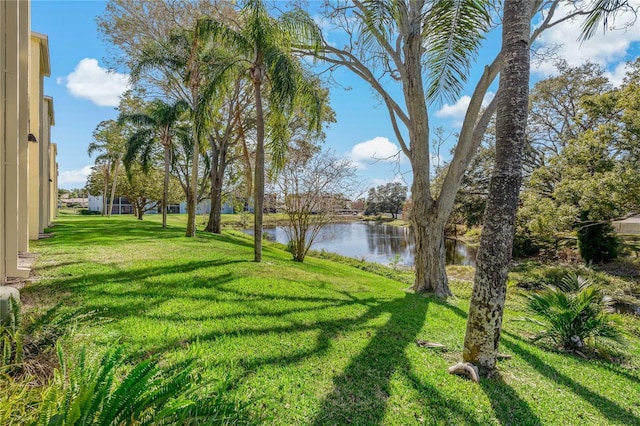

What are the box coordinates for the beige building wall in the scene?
[1,0,31,280]
[29,33,51,240]
[0,0,6,282]
[43,97,55,227]
[50,143,59,222]
[18,0,30,253]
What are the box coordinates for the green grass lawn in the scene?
[20,213,640,425]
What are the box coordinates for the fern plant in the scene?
[0,374,41,425]
[526,274,622,353]
[1,296,23,372]
[31,345,249,425]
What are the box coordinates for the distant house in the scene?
[612,216,640,234]
[59,196,88,208]
[88,195,135,214]
[88,194,238,215]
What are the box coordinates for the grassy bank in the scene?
[9,213,640,424]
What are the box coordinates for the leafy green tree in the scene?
[87,120,126,216]
[132,25,212,237]
[365,183,407,219]
[119,163,182,220]
[118,97,188,228]
[518,60,640,260]
[197,0,325,261]
[203,76,254,234]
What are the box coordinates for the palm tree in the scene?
[197,0,324,261]
[462,0,634,375]
[462,0,531,376]
[131,27,212,237]
[87,120,125,217]
[118,99,188,228]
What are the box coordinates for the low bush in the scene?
[577,221,619,264]
[525,274,623,356]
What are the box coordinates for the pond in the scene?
[248,221,476,267]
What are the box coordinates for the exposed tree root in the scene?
[448,362,480,383]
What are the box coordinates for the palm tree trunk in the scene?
[102,162,110,216]
[463,0,531,376]
[162,144,170,229]
[108,161,120,217]
[253,79,265,262]
[186,134,198,237]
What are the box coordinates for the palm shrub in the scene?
[526,274,622,353]
[31,345,249,425]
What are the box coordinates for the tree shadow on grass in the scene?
[479,372,542,426]
[502,331,640,425]
[430,296,469,320]
[310,293,430,425]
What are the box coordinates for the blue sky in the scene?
[32,0,640,191]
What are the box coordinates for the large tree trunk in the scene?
[252,77,265,262]
[205,136,227,234]
[409,134,452,297]
[463,0,531,376]
[162,144,170,229]
[411,205,451,297]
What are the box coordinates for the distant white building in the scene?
[89,194,237,215]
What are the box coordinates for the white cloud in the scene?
[533,1,640,76]
[58,165,93,187]
[369,174,407,189]
[436,95,471,121]
[65,58,130,107]
[605,62,630,87]
[435,92,495,126]
[348,136,403,169]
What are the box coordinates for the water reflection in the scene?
[253,222,476,267]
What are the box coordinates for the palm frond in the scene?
[424,0,492,104]
[279,7,323,53]
[580,0,633,41]
[124,128,156,173]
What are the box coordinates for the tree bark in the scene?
[102,162,110,216]
[186,132,199,237]
[162,144,170,229]
[252,77,265,262]
[411,207,451,297]
[463,0,531,376]
[108,161,120,217]
[205,135,228,234]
